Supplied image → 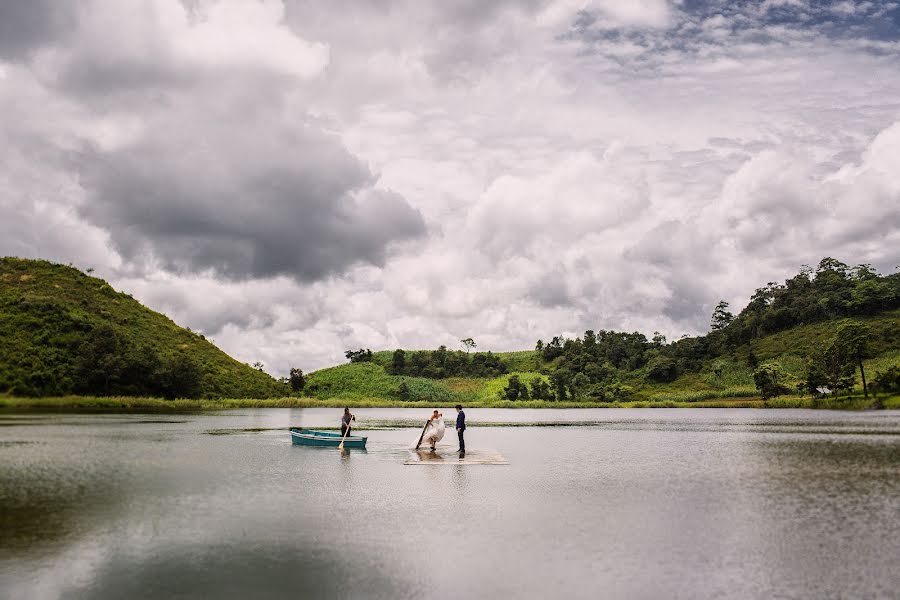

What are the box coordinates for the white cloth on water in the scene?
[423,417,445,445]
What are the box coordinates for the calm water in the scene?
[1,409,898,599]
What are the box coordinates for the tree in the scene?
[583,330,597,351]
[460,338,477,354]
[73,324,129,395]
[646,355,678,383]
[530,378,551,400]
[747,350,759,369]
[752,362,791,401]
[397,379,411,401]
[390,349,406,375]
[834,320,872,398]
[550,371,568,402]
[871,367,900,396]
[652,331,667,346]
[252,361,265,372]
[503,375,529,401]
[154,353,202,399]
[569,372,590,399]
[804,342,855,396]
[289,368,305,392]
[711,301,734,331]
[345,349,373,363]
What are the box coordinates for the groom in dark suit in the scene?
[455,404,466,453]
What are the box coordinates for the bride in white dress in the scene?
[423,410,446,450]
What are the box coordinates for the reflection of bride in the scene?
[423,410,446,450]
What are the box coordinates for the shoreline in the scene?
[2,394,898,412]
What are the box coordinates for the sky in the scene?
[1,0,899,375]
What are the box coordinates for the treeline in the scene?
[510,258,900,402]
[716,258,899,346]
[346,346,508,379]
[9,324,202,398]
[532,330,657,401]
[756,320,900,401]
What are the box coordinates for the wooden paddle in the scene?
[337,419,353,449]
[414,419,431,450]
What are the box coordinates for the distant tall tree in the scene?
[711,301,734,331]
[390,349,406,374]
[652,331,667,346]
[252,361,265,372]
[460,338,476,354]
[550,372,568,402]
[530,378,551,401]
[834,320,872,398]
[289,368,305,392]
[583,330,597,351]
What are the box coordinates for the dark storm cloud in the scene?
[0,1,74,60]
[76,107,425,281]
[527,267,573,308]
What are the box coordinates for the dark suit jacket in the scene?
[456,410,466,430]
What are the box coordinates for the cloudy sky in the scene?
[2,0,899,375]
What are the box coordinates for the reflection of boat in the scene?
[290,428,367,449]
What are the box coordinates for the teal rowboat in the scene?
[290,427,368,449]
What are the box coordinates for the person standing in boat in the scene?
[455,404,466,454]
[341,408,355,437]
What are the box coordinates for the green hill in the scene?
[3,255,898,408]
[306,315,900,406]
[0,257,284,398]
[306,258,900,407]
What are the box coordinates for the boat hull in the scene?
[290,428,367,448]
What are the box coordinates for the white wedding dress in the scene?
[423,417,446,447]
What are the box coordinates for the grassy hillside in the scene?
[0,257,284,398]
[305,313,900,406]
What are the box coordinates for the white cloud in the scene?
[35,0,328,88]
[1,0,899,374]
[591,0,674,28]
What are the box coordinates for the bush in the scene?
[872,366,900,395]
[753,362,792,401]
[646,355,678,383]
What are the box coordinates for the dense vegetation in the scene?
[3,255,898,408]
[301,258,900,407]
[0,257,284,398]
[345,346,508,379]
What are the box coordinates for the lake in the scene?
[1,408,898,599]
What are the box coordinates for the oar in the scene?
[338,421,353,450]
[414,419,430,450]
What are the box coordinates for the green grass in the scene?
[0,257,283,398]
[649,386,758,402]
[495,351,541,372]
[304,362,461,402]
[751,310,900,360]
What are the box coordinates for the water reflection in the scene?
[0,410,897,599]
